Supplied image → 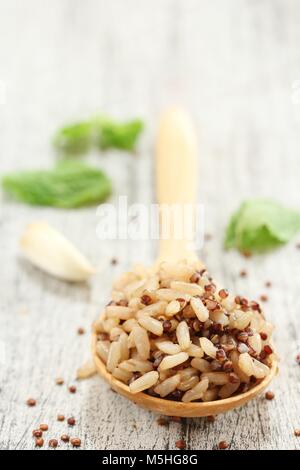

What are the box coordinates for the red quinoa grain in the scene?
[207,415,216,422]
[218,440,229,450]
[57,414,65,422]
[67,417,76,426]
[69,386,77,394]
[49,439,58,448]
[240,270,247,277]
[260,294,268,302]
[70,438,81,447]
[219,289,229,299]
[157,417,168,426]
[77,327,85,335]
[55,377,64,385]
[163,320,172,333]
[175,439,186,449]
[294,429,300,437]
[61,434,70,443]
[35,438,44,447]
[39,424,48,431]
[265,391,275,400]
[170,416,182,423]
[264,345,273,355]
[190,272,201,284]
[141,294,152,305]
[32,429,43,438]
[26,398,36,407]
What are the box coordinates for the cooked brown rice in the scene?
[94,260,275,402]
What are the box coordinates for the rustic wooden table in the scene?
[1,0,300,451]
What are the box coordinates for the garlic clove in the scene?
[20,221,95,282]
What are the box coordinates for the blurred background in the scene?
[1,0,300,450]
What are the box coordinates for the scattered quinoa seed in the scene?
[207,415,216,422]
[77,327,85,335]
[61,434,70,442]
[170,416,182,423]
[260,294,268,302]
[67,417,76,426]
[111,258,118,265]
[32,429,43,438]
[70,438,81,447]
[242,250,252,258]
[265,281,272,288]
[240,270,247,277]
[49,439,58,448]
[57,414,65,422]
[294,429,300,437]
[218,440,229,450]
[157,417,168,426]
[296,354,300,364]
[39,424,48,431]
[265,391,275,400]
[35,438,44,447]
[175,439,186,449]
[55,377,64,385]
[26,398,36,407]
[69,386,77,394]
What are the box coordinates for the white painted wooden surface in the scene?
[1,0,300,450]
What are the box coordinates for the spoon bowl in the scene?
[92,331,278,417]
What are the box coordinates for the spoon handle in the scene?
[156,107,199,262]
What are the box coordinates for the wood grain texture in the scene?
[1,0,300,450]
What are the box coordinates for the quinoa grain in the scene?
[218,440,229,450]
[26,398,36,407]
[265,391,275,400]
[49,439,58,448]
[40,424,48,431]
[35,438,44,447]
[175,439,186,449]
[70,438,81,447]
[157,417,168,426]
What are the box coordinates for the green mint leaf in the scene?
[53,116,144,155]
[2,161,112,208]
[53,121,94,155]
[95,117,144,152]
[224,199,300,253]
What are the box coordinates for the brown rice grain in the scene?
[129,371,159,393]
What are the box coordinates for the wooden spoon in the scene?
[92,108,278,417]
